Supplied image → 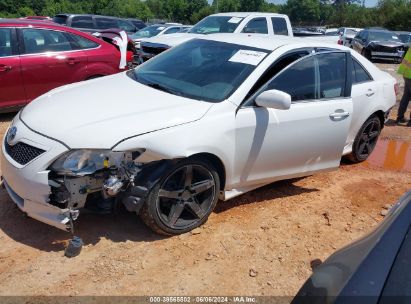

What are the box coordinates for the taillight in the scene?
[338,39,343,45]
[394,83,400,96]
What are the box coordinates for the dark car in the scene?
[397,31,411,55]
[352,28,405,63]
[52,14,138,35]
[293,190,411,303]
[124,18,146,30]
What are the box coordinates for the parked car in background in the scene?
[123,18,146,30]
[0,35,396,235]
[130,24,191,49]
[0,19,129,112]
[397,31,411,54]
[52,14,138,35]
[352,28,405,63]
[338,27,362,47]
[293,191,411,303]
[136,12,293,63]
[324,28,339,36]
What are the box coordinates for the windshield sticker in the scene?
[229,50,267,66]
[157,27,166,30]
[228,17,242,24]
[392,36,398,39]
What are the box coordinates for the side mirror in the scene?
[255,89,291,110]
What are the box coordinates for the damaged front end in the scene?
[47,149,151,232]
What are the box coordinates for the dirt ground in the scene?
[0,62,410,298]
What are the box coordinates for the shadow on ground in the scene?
[0,178,318,253]
[0,112,17,123]
[215,178,318,213]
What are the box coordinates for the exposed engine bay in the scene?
[47,149,158,232]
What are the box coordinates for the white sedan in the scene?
[1,34,396,235]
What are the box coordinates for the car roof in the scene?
[211,12,288,18]
[199,33,348,52]
[55,14,128,20]
[397,31,411,35]
[0,18,63,27]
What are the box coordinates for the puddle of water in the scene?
[363,140,411,172]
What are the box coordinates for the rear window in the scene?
[71,16,94,29]
[272,17,289,36]
[95,18,118,30]
[53,15,68,25]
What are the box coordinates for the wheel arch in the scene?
[371,110,386,129]
[188,153,226,191]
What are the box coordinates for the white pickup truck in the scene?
[136,12,293,63]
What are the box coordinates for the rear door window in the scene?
[271,17,289,36]
[95,18,118,30]
[22,29,73,54]
[0,28,13,57]
[71,16,94,29]
[242,18,268,34]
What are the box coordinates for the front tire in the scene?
[347,115,381,163]
[361,48,371,61]
[139,158,220,236]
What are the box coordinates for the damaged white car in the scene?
[1,34,396,235]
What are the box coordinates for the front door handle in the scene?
[366,89,375,97]
[329,111,350,120]
[0,65,12,72]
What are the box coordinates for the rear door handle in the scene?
[366,89,375,97]
[66,58,80,65]
[329,111,350,120]
[0,65,12,72]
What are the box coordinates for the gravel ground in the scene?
[0,62,410,297]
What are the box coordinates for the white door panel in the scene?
[235,98,352,186]
[347,81,378,147]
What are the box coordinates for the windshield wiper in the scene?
[144,82,183,97]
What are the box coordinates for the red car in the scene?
[0,19,129,112]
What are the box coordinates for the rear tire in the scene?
[139,158,220,236]
[346,115,381,163]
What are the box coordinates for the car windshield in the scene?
[399,34,411,43]
[131,25,166,39]
[188,16,244,34]
[369,31,400,42]
[131,39,269,103]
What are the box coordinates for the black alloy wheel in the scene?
[140,159,220,235]
[347,115,381,163]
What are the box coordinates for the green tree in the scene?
[284,0,320,24]
[238,0,264,11]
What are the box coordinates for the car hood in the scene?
[21,72,213,149]
[141,33,201,47]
